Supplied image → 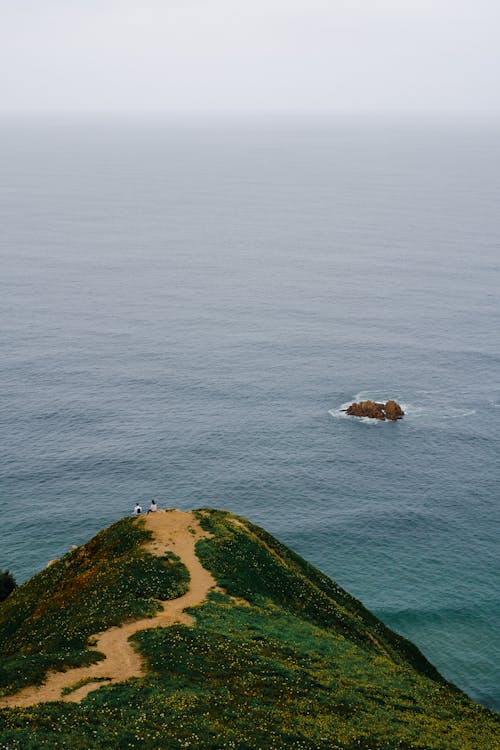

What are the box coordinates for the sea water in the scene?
[1,115,499,711]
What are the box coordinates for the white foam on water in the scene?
[329,392,407,426]
[400,402,425,418]
[439,408,477,419]
[328,393,476,425]
[328,408,383,425]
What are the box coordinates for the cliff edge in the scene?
[0,509,497,749]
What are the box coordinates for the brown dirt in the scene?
[0,509,216,707]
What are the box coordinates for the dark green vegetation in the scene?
[0,509,498,749]
[0,518,189,695]
[0,570,17,603]
[196,511,442,681]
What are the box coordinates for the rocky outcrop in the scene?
[343,399,404,421]
[384,399,404,420]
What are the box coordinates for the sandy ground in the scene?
[0,509,216,708]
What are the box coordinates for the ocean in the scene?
[1,115,499,711]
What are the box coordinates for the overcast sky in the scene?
[1,0,499,115]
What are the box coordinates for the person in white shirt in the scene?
[133,503,142,515]
[148,499,158,513]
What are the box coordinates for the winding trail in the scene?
[0,510,216,707]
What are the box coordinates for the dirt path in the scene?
[0,510,216,707]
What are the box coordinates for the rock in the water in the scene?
[343,399,404,421]
[384,399,404,420]
[345,400,385,419]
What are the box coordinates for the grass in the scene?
[61,677,111,696]
[195,510,444,681]
[0,592,497,749]
[0,509,498,749]
[0,517,189,695]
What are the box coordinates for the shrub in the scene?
[0,571,16,602]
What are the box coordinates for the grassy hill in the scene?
[0,508,497,749]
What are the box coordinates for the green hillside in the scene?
[0,509,498,749]
[0,517,189,695]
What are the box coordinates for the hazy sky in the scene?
[1,0,499,115]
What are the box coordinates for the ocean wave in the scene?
[375,603,500,624]
[399,403,476,420]
[440,408,477,419]
[328,407,383,425]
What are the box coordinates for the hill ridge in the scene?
[0,507,498,749]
